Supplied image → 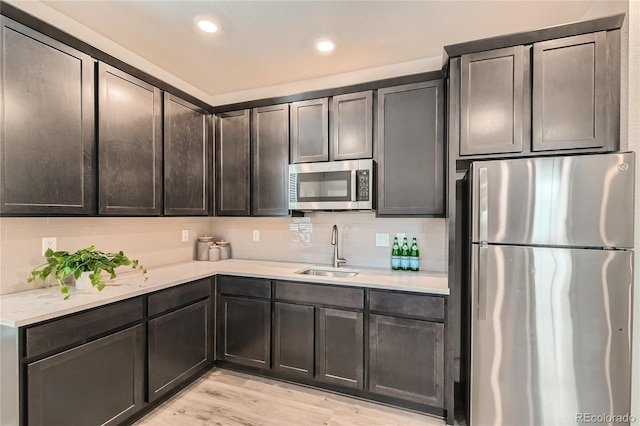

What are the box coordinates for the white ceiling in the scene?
[38,1,605,99]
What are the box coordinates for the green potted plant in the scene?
[28,246,148,299]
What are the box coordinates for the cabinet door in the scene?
[27,325,144,426]
[377,81,444,216]
[273,302,314,378]
[148,299,212,401]
[216,110,250,216]
[331,91,373,160]
[252,104,290,216]
[0,17,95,215]
[164,93,210,216]
[98,63,162,215]
[316,308,363,389]
[460,46,527,156]
[369,315,444,407]
[217,295,270,369]
[532,32,608,151]
[290,98,329,163]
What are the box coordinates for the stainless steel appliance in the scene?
[288,159,373,211]
[467,152,634,426]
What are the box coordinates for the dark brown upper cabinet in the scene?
[532,32,610,151]
[453,29,619,159]
[331,91,373,160]
[377,81,445,217]
[0,17,95,215]
[216,110,250,216]
[459,46,528,156]
[164,93,211,216]
[98,63,162,215]
[252,104,290,216]
[290,92,373,164]
[290,98,329,163]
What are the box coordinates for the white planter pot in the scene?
[75,271,93,290]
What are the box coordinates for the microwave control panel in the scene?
[356,170,370,201]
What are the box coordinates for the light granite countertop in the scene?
[0,259,448,328]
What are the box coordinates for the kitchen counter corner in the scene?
[0,259,448,327]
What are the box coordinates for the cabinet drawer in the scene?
[148,278,211,317]
[275,281,364,309]
[217,276,271,298]
[369,291,445,321]
[26,298,143,359]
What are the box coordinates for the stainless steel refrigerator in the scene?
[467,152,634,426]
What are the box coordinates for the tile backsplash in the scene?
[211,212,447,272]
[0,217,211,295]
[0,213,447,295]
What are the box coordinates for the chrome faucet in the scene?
[331,224,346,268]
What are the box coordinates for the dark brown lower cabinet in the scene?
[315,308,364,389]
[217,295,271,369]
[148,300,211,401]
[27,325,144,426]
[16,279,214,426]
[369,314,444,407]
[12,276,447,425]
[273,302,314,378]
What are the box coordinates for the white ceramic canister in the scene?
[208,244,220,262]
[216,240,231,260]
[197,236,214,261]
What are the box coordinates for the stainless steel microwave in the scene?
[288,159,374,211]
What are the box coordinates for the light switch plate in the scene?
[181,230,189,242]
[253,230,260,241]
[376,233,390,247]
[42,237,57,255]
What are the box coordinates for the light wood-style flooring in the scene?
[134,369,449,426]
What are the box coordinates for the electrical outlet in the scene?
[253,230,260,241]
[181,230,189,242]
[376,233,390,247]
[42,237,57,255]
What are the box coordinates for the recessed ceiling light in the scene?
[197,19,218,33]
[316,40,335,53]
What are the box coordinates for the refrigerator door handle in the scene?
[477,243,488,320]
[478,167,488,243]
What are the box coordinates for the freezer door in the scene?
[470,244,632,426]
[471,152,634,248]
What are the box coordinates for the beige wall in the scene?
[0,217,211,295]
[584,0,640,418]
[0,214,447,295]
[211,213,447,271]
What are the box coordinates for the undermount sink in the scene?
[295,267,359,278]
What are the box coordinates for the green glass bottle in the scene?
[400,237,410,270]
[410,237,420,271]
[391,237,400,270]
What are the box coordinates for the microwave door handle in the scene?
[351,170,357,202]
